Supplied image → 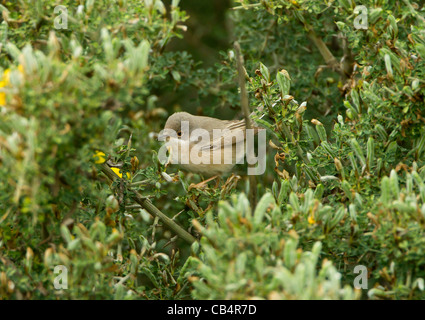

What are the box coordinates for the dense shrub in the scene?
[188,193,357,299]
[0,0,192,299]
[0,0,424,300]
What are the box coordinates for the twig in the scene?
[306,28,340,72]
[402,0,425,23]
[234,42,257,209]
[291,11,342,75]
[130,180,150,187]
[125,204,143,210]
[100,163,196,244]
[231,3,262,10]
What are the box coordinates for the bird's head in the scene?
[160,112,193,140]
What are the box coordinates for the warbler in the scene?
[158,112,262,177]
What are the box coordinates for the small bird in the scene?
[158,112,261,177]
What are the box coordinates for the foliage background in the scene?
[0,0,425,300]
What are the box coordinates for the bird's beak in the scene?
[158,132,167,141]
[158,129,174,141]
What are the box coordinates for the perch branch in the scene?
[100,163,196,244]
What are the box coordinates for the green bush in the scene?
[188,193,358,299]
[0,0,191,299]
[1,0,425,300]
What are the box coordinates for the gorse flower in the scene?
[93,151,106,164]
[111,167,131,179]
[0,80,6,106]
[0,65,25,106]
[93,151,130,179]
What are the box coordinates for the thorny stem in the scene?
[234,41,258,209]
[100,163,196,244]
[306,28,340,72]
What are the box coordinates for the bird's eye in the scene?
[177,130,182,137]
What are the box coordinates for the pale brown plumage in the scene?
[159,112,260,176]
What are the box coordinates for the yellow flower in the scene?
[0,80,6,106]
[3,69,11,84]
[111,167,131,179]
[93,151,130,179]
[0,65,24,106]
[308,215,316,225]
[2,65,24,85]
[93,151,106,164]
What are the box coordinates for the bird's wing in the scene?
[226,119,246,131]
[199,120,253,151]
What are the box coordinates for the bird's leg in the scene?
[213,176,221,189]
[220,174,241,198]
[188,175,220,191]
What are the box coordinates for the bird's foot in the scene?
[220,174,241,198]
[188,175,220,191]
